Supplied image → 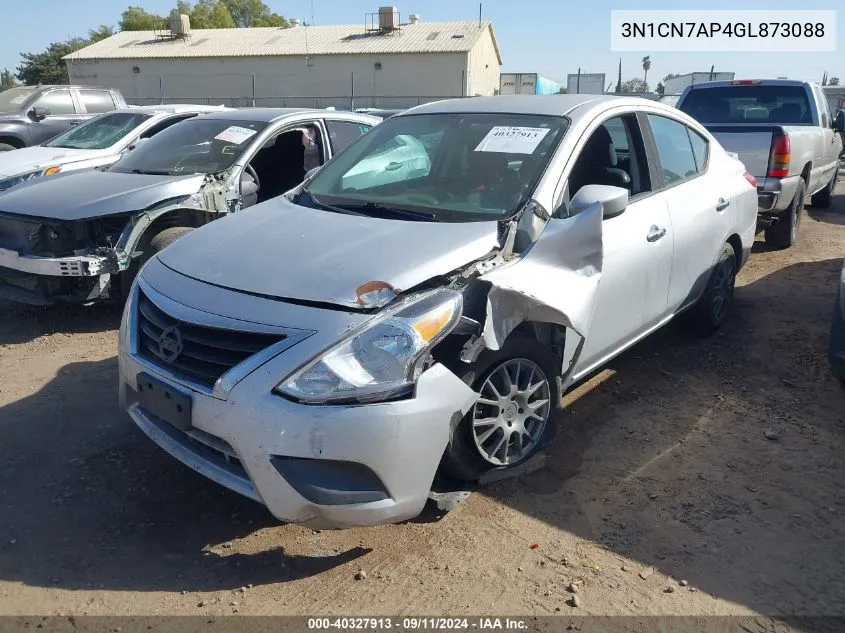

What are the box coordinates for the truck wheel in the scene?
[810,168,838,209]
[765,180,805,249]
[119,226,194,298]
[689,242,737,333]
[440,336,560,482]
[0,143,18,152]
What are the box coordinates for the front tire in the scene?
[689,242,737,333]
[810,168,838,209]
[765,180,805,249]
[441,336,560,482]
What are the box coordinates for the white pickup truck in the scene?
[677,79,844,248]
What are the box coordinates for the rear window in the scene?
[679,85,814,125]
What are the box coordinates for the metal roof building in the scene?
[64,10,503,109]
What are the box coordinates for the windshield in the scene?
[299,112,568,222]
[680,85,814,125]
[45,111,153,150]
[110,118,268,175]
[0,87,36,112]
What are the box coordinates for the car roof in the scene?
[684,79,814,90]
[195,107,337,122]
[399,95,659,117]
[122,104,230,114]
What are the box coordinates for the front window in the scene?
[0,87,37,112]
[298,113,568,222]
[110,118,268,176]
[45,111,152,150]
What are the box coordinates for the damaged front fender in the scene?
[469,201,604,387]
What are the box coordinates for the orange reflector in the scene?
[412,304,455,342]
[43,166,61,176]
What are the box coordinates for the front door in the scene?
[29,88,81,144]
[570,113,674,373]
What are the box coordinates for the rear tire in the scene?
[689,242,737,334]
[810,168,838,209]
[0,143,18,152]
[119,226,194,298]
[440,336,560,483]
[765,180,805,249]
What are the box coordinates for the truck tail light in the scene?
[768,134,791,178]
[731,79,762,85]
[743,172,757,188]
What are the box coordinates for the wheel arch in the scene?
[0,135,25,149]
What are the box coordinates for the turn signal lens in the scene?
[43,166,62,176]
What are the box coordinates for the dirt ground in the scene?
[1,181,844,620]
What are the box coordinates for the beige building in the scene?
[63,10,502,109]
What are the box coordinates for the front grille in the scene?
[136,289,286,388]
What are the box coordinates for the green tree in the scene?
[558,87,567,94]
[221,0,289,27]
[642,55,651,86]
[88,25,115,42]
[1,68,17,90]
[621,78,648,94]
[119,6,167,30]
[829,76,840,86]
[15,41,80,84]
[189,0,236,28]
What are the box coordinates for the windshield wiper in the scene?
[332,201,439,222]
[130,169,172,176]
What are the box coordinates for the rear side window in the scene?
[688,129,708,172]
[646,115,699,185]
[326,120,372,154]
[35,89,75,115]
[79,90,116,114]
[679,85,813,125]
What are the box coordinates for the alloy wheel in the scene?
[471,358,551,466]
[710,256,735,324]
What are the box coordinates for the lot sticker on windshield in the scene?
[475,126,550,154]
[214,126,258,145]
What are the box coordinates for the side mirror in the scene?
[570,184,629,219]
[304,166,321,180]
[834,109,845,133]
[29,106,49,121]
[126,137,149,151]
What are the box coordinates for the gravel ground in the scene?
[0,181,844,619]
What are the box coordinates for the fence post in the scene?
[159,75,163,104]
[350,71,355,110]
[252,74,256,107]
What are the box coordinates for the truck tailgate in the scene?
[708,128,773,179]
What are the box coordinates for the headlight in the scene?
[0,166,60,192]
[275,289,463,404]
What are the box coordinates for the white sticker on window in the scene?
[214,125,258,144]
[475,126,550,154]
[10,95,28,105]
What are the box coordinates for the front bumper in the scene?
[0,246,112,277]
[118,274,477,529]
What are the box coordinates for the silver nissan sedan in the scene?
[118,95,758,528]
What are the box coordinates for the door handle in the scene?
[646,225,666,242]
[385,161,402,171]
[716,198,730,211]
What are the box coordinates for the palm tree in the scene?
[642,56,652,89]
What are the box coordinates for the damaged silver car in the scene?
[0,108,380,304]
[118,95,758,528]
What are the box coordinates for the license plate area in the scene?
[136,372,193,431]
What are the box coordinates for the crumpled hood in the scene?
[0,170,207,221]
[157,197,501,309]
[0,146,107,178]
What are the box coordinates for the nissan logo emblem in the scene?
[158,325,184,363]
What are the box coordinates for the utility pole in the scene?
[479,2,482,26]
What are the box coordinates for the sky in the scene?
[1,0,842,87]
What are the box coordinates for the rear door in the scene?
[811,84,839,189]
[643,112,730,312]
[28,88,82,144]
